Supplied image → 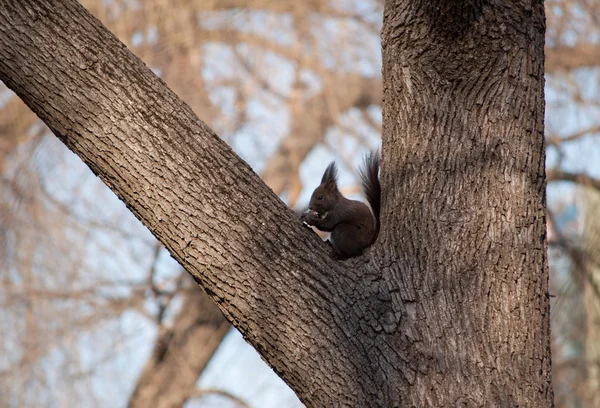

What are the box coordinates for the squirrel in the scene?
[301,150,381,258]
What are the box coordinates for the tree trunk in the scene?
[0,0,553,406]
[378,0,552,405]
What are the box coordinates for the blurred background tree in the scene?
[0,0,598,406]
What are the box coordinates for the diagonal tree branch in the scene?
[129,136,322,407]
[0,1,362,406]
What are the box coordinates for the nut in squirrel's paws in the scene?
[301,209,319,226]
[303,209,319,217]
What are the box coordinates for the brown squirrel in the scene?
[301,151,381,258]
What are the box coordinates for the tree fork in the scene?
[0,0,553,406]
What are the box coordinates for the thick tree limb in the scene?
[2,1,383,404]
[0,1,368,406]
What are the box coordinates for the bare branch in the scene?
[547,126,600,146]
[547,169,600,191]
[546,44,600,73]
[188,388,251,408]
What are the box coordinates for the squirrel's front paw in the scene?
[301,209,319,226]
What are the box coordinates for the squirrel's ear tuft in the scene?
[321,161,339,188]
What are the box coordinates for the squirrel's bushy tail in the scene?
[359,150,381,240]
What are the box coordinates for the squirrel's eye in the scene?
[317,195,323,200]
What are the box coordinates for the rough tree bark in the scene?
[0,0,553,406]
[378,1,552,404]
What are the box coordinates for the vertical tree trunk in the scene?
[376,0,553,405]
